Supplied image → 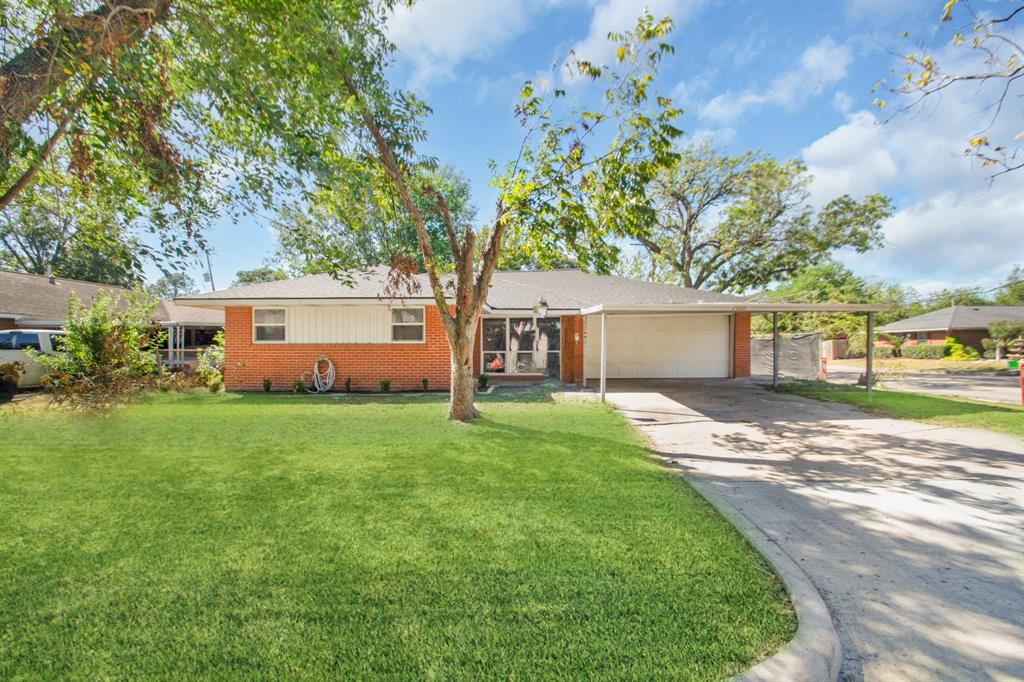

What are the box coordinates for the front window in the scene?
[916,331,928,343]
[253,308,287,342]
[14,333,41,350]
[0,332,13,350]
[481,317,560,377]
[391,308,425,342]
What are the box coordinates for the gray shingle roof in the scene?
[0,268,223,327]
[178,266,747,310]
[878,305,1024,333]
[0,268,129,321]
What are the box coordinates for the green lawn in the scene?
[780,381,1024,436]
[0,391,793,679]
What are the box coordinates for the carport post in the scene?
[599,312,607,402]
[772,312,779,390]
[866,311,874,393]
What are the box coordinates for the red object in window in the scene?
[488,356,504,370]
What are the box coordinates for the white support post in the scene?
[866,312,874,393]
[772,312,780,390]
[600,312,607,402]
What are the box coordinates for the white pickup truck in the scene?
[0,329,65,388]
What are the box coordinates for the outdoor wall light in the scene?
[533,298,549,318]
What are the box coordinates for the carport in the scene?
[581,302,891,401]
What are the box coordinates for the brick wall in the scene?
[0,318,16,331]
[223,306,452,391]
[733,312,751,378]
[560,314,585,384]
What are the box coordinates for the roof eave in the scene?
[580,302,892,315]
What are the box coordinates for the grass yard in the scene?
[0,391,793,679]
[780,381,1024,437]
[829,357,1014,374]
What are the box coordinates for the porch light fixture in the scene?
[533,297,549,318]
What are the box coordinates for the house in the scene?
[176,266,887,392]
[0,268,223,364]
[877,305,1024,351]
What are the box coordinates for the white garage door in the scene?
[584,314,731,379]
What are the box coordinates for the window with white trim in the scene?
[481,317,560,377]
[253,308,287,342]
[391,307,425,342]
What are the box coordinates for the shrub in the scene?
[32,289,162,408]
[901,344,946,359]
[379,378,391,393]
[846,332,896,358]
[207,375,223,393]
[195,331,225,388]
[292,378,305,393]
[0,361,25,402]
[421,377,429,391]
[262,377,273,392]
[478,373,489,389]
[871,346,895,359]
[945,337,980,361]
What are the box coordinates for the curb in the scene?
[688,479,841,682]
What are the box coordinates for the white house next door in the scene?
[583,313,730,379]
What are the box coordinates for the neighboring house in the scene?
[877,305,1024,351]
[177,266,882,392]
[0,268,223,365]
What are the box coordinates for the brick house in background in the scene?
[877,305,1024,351]
[177,267,756,391]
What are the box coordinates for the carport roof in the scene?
[580,302,891,315]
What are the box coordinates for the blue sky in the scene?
[176,0,1023,296]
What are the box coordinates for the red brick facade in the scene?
[223,306,751,390]
[223,306,452,391]
[732,313,751,378]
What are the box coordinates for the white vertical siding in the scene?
[286,305,392,343]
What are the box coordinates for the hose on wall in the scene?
[309,356,336,392]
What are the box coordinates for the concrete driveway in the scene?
[602,379,1024,682]
[824,364,1021,405]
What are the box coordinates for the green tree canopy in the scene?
[274,164,475,276]
[146,272,196,299]
[622,143,892,293]
[232,267,288,287]
[1,0,398,272]
[749,260,914,339]
[994,266,1024,305]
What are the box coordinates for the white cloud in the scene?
[387,1,546,91]
[699,37,852,124]
[804,103,1024,283]
[568,0,704,77]
[832,90,853,113]
[690,127,737,146]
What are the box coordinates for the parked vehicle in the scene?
[0,330,65,388]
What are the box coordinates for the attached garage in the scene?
[584,313,731,379]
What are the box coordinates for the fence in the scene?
[750,333,823,380]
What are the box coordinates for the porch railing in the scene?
[159,348,202,367]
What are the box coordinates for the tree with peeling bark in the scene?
[620,143,892,294]
[327,13,682,421]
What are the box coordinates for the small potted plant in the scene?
[292,378,305,393]
[0,361,25,403]
[477,373,489,391]
[379,378,391,393]
[262,377,273,393]
[421,377,429,391]
[344,377,352,392]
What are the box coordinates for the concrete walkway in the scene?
[825,364,1021,406]
[602,379,1024,682]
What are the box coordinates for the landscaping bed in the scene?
[779,381,1024,437]
[0,391,794,679]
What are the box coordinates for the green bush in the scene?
[872,346,895,359]
[945,337,980,361]
[901,344,946,359]
[32,289,162,408]
[195,331,225,388]
[379,378,391,393]
[262,378,273,392]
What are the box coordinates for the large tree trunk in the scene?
[447,324,477,422]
